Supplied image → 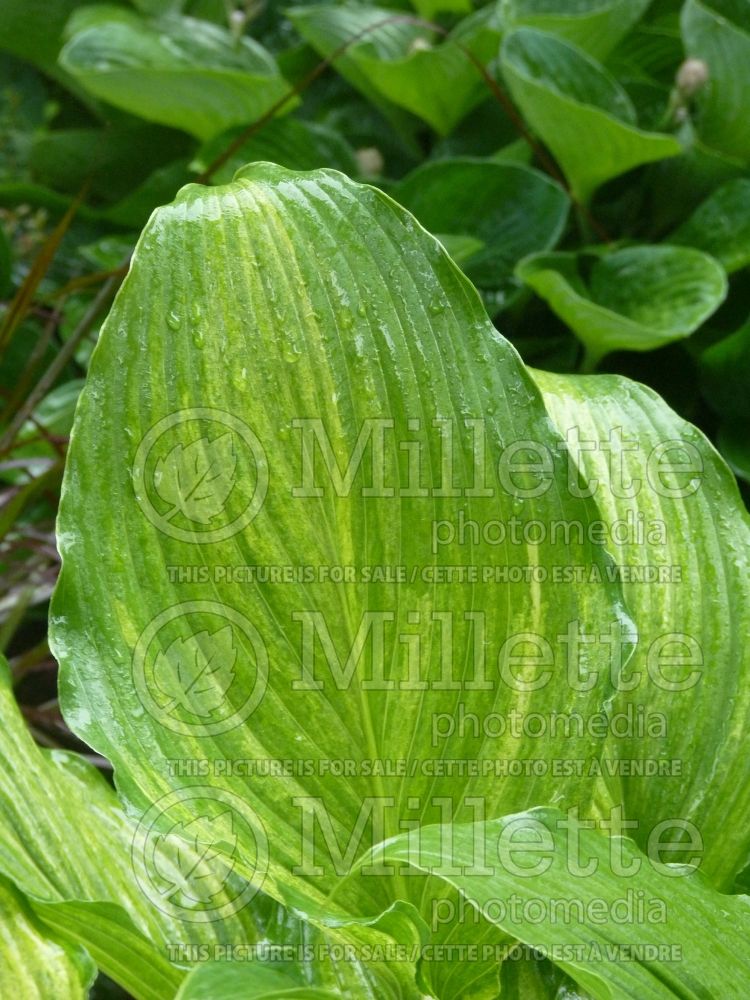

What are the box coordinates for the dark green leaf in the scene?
[671,178,750,272]
[288,4,504,135]
[501,28,682,201]
[517,245,727,365]
[504,0,653,59]
[681,0,750,161]
[59,6,293,139]
[392,157,569,308]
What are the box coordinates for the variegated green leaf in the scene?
[374,807,750,998]
[0,654,416,998]
[534,370,750,888]
[50,164,630,943]
[0,878,95,1000]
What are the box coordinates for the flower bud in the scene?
[408,36,433,54]
[676,58,709,96]
[355,147,385,177]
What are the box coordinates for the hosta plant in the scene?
[0,163,747,998]
[1,1,750,998]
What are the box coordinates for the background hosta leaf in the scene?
[622,127,746,235]
[132,0,185,12]
[699,318,750,422]
[51,165,631,935]
[288,4,504,134]
[498,954,586,999]
[504,0,653,59]
[59,6,292,140]
[717,422,750,485]
[0,878,95,1000]
[375,807,750,999]
[101,159,193,228]
[392,158,569,312]
[27,123,189,204]
[434,232,485,265]
[517,245,727,366]
[193,118,358,185]
[500,28,682,201]
[608,5,684,88]
[670,178,750,272]
[0,223,12,300]
[535,371,750,888]
[409,0,472,17]
[681,0,750,161]
[0,0,92,92]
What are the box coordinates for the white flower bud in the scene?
[408,36,433,54]
[355,147,385,178]
[676,58,709,96]
[229,9,247,35]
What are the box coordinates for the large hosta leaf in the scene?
[58,6,292,140]
[670,178,750,273]
[177,964,337,999]
[681,0,750,162]
[0,651,273,996]
[374,807,750,998]
[503,0,652,59]
[535,371,750,888]
[0,878,94,1000]
[288,4,504,134]
[178,949,576,1000]
[392,157,569,311]
[500,28,682,201]
[517,245,727,366]
[51,164,631,935]
[0,656,413,999]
